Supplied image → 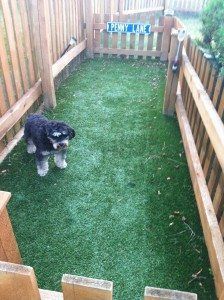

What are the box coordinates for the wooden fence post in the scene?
[84,0,94,58]
[144,287,197,299]
[0,191,22,264]
[0,261,41,300]
[62,274,113,300]
[37,0,56,109]
[163,28,184,116]
[160,16,174,61]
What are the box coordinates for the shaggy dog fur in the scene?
[24,114,75,176]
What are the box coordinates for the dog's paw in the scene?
[55,160,67,169]
[27,144,36,154]
[37,166,49,176]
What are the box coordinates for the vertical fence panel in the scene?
[1,0,24,100]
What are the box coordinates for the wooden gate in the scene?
[92,13,174,61]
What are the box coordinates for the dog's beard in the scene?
[49,138,69,150]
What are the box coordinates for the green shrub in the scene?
[201,0,224,73]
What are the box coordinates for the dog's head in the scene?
[45,121,75,151]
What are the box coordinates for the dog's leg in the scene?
[54,150,67,169]
[36,152,49,176]
[27,139,36,154]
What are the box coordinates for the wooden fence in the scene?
[163,18,224,299]
[0,0,87,163]
[0,261,198,300]
[93,0,208,14]
[92,14,173,60]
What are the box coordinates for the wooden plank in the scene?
[0,191,11,215]
[196,57,214,156]
[147,15,155,51]
[128,13,137,58]
[55,0,62,57]
[189,49,203,133]
[0,81,13,144]
[188,46,199,127]
[0,128,24,164]
[144,286,197,299]
[175,94,224,298]
[192,49,204,136]
[219,214,224,238]
[49,0,58,63]
[103,14,111,57]
[160,16,173,61]
[0,261,40,300]
[202,81,224,177]
[72,0,78,39]
[185,44,195,116]
[213,175,224,220]
[191,48,202,135]
[62,0,67,49]
[0,208,22,264]
[39,289,63,300]
[156,16,164,51]
[26,0,41,80]
[0,23,16,107]
[111,14,119,55]
[1,0,23,99]
[138,13,145,51]
[69,0,74,41]
[1,0,23,137]
[62,274,113,300]
[0,80,42,141]
[182,47,224,176]
[163,29,183,115]
[37,0,56,108]
[94,47,161,57]
[93,14,101,50]
[10,0,29,92]
[119,13,128,57]
[19,0,36,86]
[52,40,87,77]
[79,0,85,41]
[84,0,94,57]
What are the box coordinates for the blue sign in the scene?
[107,22,151,35]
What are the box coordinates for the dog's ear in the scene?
[68,126,75,140]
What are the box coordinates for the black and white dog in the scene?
[24,114,75,176]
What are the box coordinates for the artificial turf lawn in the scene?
[0,58,216,299]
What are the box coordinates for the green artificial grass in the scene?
[0,58,215,299]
